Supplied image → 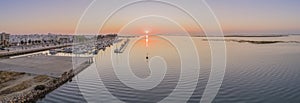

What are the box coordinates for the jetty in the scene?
[0,55,93,102]
[114,39,130,53]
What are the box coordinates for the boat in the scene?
[49,49,57,55]
[93,49,99,55]
[63,47,73,53]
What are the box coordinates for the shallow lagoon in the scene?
[39,35,300,103]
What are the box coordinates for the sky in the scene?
[0,0,299,35]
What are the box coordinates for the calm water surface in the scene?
[39,36,300,103]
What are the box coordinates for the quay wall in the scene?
[0,45,71,58]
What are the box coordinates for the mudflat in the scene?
[0,71,54,99]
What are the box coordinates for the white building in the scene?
[0,32,10,47]
[9,33,74,46]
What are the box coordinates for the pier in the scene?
[114,39,130,53]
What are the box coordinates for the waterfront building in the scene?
[0,32,10,47]
[8,33,75,46]
[57,35,74,44]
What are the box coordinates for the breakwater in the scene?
[0,58,93,103]
[114,39,130,53]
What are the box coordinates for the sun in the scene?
[144,30,150,34]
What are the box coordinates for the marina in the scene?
[0,35,118,102]
[1,0,299,102]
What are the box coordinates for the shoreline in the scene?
[202,39,300,44]
[190,34,300,38]
[0,44,72,58]
[0,35,117,102]
[0,57,93,103]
